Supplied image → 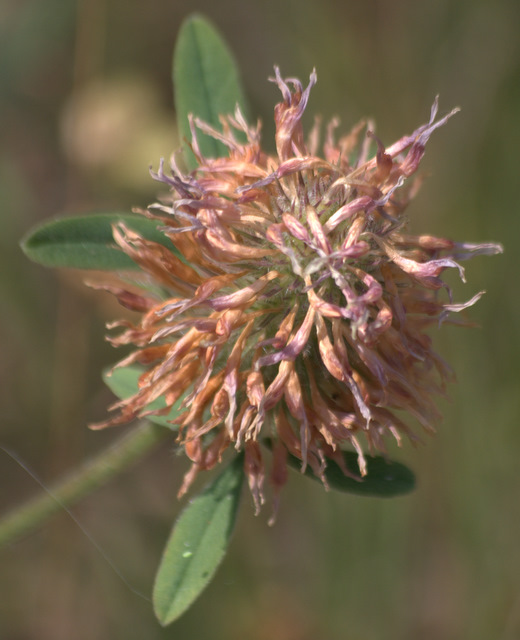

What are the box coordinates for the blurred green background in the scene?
[1,1,518,638]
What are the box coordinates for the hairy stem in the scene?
[0,422,170,548]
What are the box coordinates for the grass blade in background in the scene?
[173,14,250,169]
[21,213,180,270]
[153,454,244,625]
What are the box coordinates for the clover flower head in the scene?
[92,68,503,517]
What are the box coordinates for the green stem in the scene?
[0,422,170,548]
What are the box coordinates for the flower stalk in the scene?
[0,422,168,547]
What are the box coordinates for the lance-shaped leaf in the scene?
[173,14,250,169]
[285,447,415,497]
[153,454,244,626]
[21,213,180,270]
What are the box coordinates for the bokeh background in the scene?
[1,1,518,638]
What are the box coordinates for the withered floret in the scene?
[91,68,502,518]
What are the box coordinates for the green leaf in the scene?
[153,454,244,626]
[102,365,184,429]
[173,15,250,169]
[287,448,415,497]
[21,213,180,270]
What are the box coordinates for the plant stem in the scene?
[0,422,170,548]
